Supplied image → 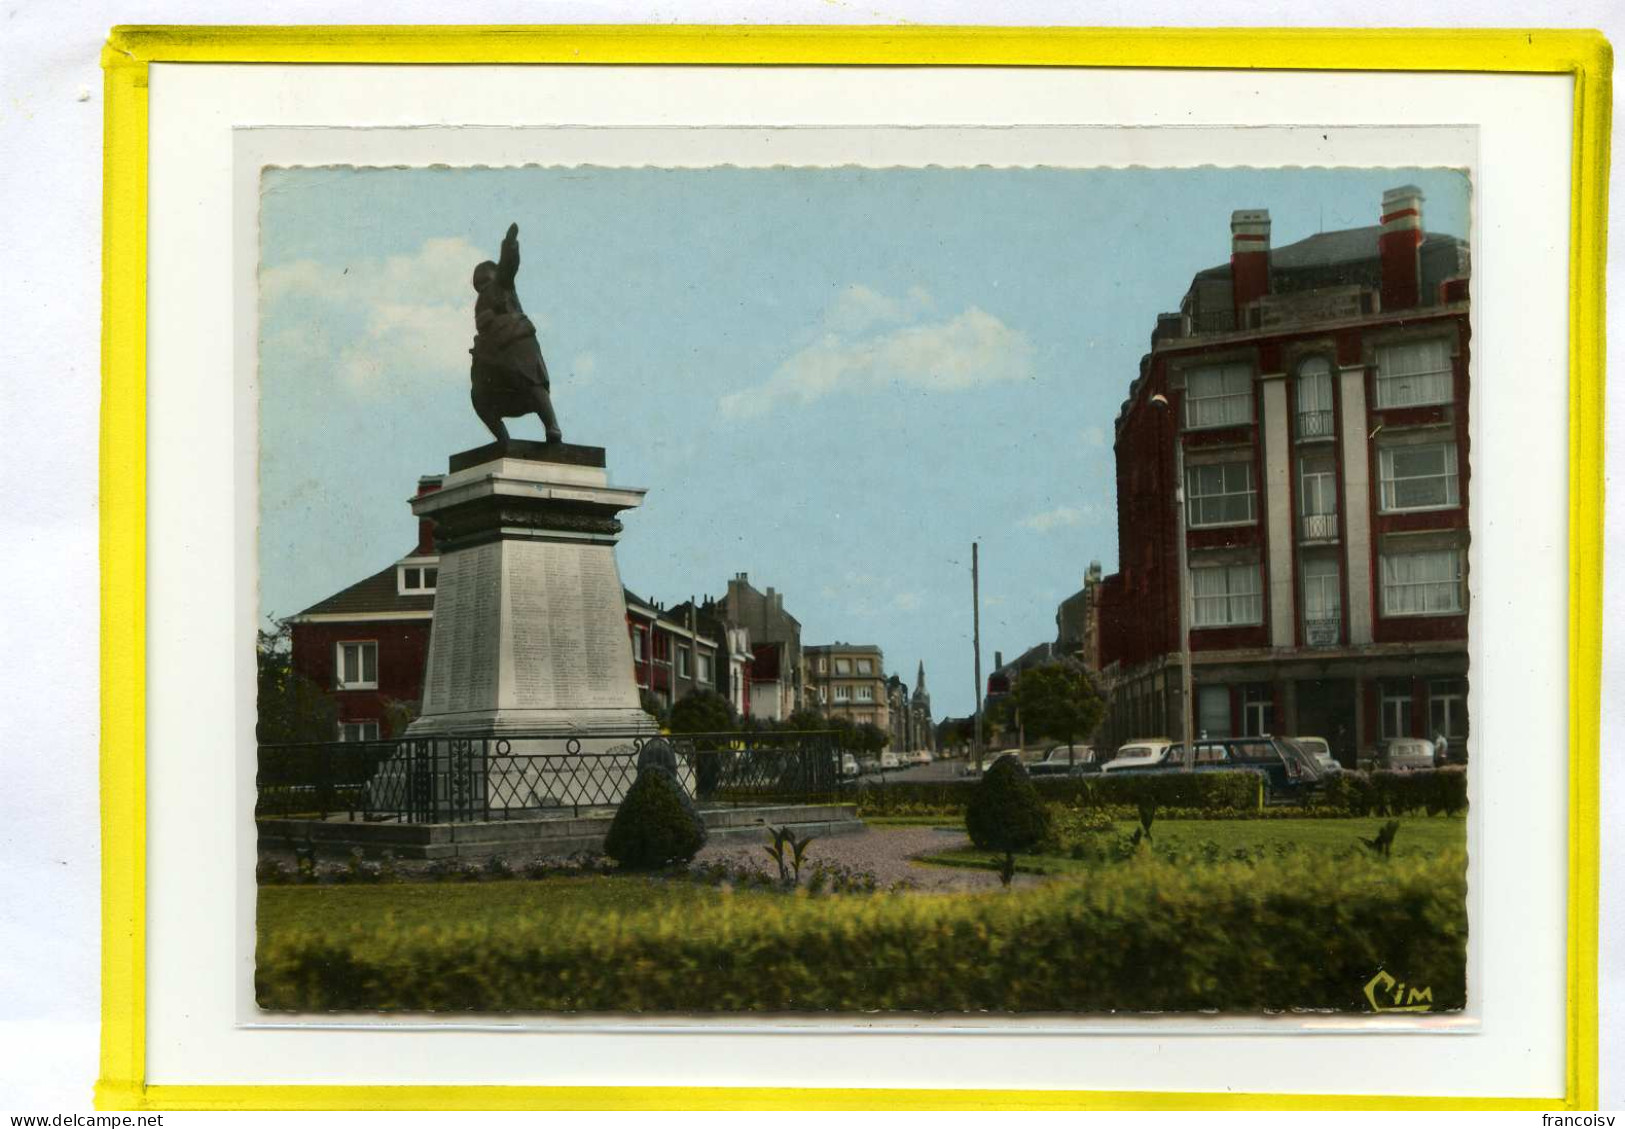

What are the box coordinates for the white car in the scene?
[838,753,860,778]
[1101,739,1176,774]
[879,751,902,770]
[1377,737,1437,772]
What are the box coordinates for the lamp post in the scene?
[1151,393,1197,771]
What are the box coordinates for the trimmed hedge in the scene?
[1318,768,1467,818]
[257,849,1466,1013]
[603,766,707,869]
[965,756,1051,853]
[857,771,1263,818]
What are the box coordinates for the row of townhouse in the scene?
[1092,185,1471,767]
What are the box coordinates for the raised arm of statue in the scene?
[497,222,520,286]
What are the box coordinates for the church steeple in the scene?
[914,660,930,705]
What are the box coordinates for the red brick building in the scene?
[286,476,443,741]
[1096,186,1470,766]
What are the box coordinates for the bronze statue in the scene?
[469,223,562,443]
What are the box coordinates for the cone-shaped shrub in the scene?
[965,754,1052,854]
[604,765,708,870]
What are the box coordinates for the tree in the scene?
[784,708,828,732]
[1012,659,1106,767]
[639,689,668,726]
[854,722,889,756]
[256,623,338,743]
[668,688,735,737]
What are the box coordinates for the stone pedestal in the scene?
[378,440,660,816]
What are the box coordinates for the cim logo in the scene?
[1363,970,1434,1012]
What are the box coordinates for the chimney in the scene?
[1379,185,1424,310]
[1230,208,1271,322]
[414,475,443,555]
[994,650,1004,669]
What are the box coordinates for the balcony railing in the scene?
[1299,511,1339,542]
[1296,408,1336,440]
[1304,617,1342,648]
[1189,309,1237,335]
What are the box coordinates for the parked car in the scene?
[1105,736,1333,802]
[1376,737,1437,772]
[1100,739,1176,774]
[1282,736,1341,775]
[1027,744,1099,776]
[838,753,860,778]
[879,751,902,771]
[962,750,1021,776]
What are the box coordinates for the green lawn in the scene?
[920,816,1465,875]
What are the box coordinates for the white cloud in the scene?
[720,286,1032,419]
[1019,506,1084,533]
[1081,424,1109,449]
[260,236,486,395]
[892,591,923,612]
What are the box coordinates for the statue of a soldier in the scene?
[469,222,562,443]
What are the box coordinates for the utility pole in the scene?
[1174,440,1196,771]
[972,541,984,773]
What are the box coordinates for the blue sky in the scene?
[258,164,1468,717]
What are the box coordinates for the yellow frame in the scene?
[98,24,1610,1111]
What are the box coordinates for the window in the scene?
[1197,685,1231,739]
[856,685,875,702]
[1190,563,1263,628]
[1374,339,1453,408]
[398,564,438,594]
[1242,685,1273,737]
[1429,679,1468,743]
[856,658,873,675]
[818,687,827,704]
[335,641,378,689]
[1295,358,1336,439]
[1381,548,1465,616]
[1379,441,1460,512]
[631,626,648,660]
[1186,462,1257,527]
[1297,451,1338,541]
[834,658,852,675]
[834,685,852,702]
[339,720,380,742]
[677,646,692,678]
[817,658,827,673]
[697,653,714,683]
[1301,557,1342,647]
[1381,683,1414,740]
[1184,363,1253,428]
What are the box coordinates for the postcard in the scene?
[251,158,1475,1017]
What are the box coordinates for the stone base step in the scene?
[258,803,862,861]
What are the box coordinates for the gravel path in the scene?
[696,826,1042,893]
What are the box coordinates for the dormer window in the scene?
[398,564,438,595]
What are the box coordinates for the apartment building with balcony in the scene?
[804,643,890,731]
[1095,186,1471,766]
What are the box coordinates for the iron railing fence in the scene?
[257,730,847,824]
